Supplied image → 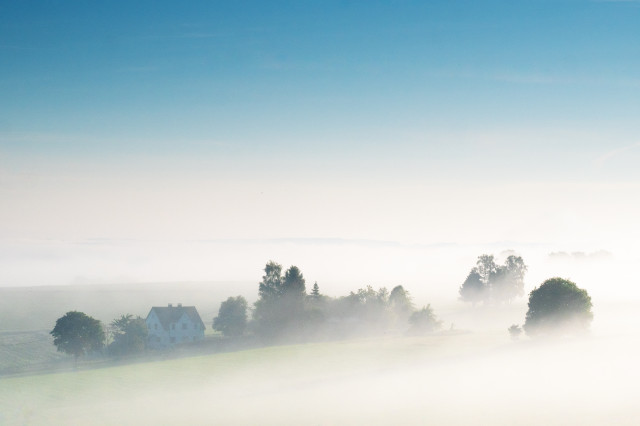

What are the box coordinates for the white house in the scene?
[146,304,205,348]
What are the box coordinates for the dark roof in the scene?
[147,305,205,331]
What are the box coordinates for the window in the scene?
[171,323,175,330]
[170,337,175,343]
[154,324,158,330]
[193,324,197,330]
[182,323,187,330]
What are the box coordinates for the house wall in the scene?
[170,313,205,344]
[146,309,205,348]
[146,310,169,348]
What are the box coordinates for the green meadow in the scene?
[0,332,502,425]
[3,329,637,425]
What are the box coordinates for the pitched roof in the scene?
[147,305,205,331]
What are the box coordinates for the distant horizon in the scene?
[2,1,639,303]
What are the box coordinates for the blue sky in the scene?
[1,1,640,286]
[2,0,639,176]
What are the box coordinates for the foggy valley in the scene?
[2,246,640,424]
[2,0,640,424]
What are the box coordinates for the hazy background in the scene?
[2,1,639,300]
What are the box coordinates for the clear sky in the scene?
[1,1,639,289]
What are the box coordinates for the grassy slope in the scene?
[2,330,638,426]
[0,332,640,425]
[0,331,66,374]
[0,333,501,425]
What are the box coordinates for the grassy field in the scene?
[0,282,255,374]
[0,332,496,425]
[0,330,67,375]
[2,330,638,425]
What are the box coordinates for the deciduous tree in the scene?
[389,285,414,320]
[259,260,283,300]
[459,269,485,305]
[51,311,105,365]
[408,305,442,333]
[524,277,593,336]
[213,296,248,337]
[108,314,147,357]
[459,254,528,305]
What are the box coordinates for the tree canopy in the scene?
[459,254,527,304]
[282,265,306,298]
[258,260,283,300]
[249,261,441,341]
[51,311,105,363]
[108,314,147,357]
[253,262,309,340]
[408,305,442,334]
[389,285,414,320]
[459,269,484,305]
[309,282,321,300]
[213,296,249,337]
[523,277,593,336]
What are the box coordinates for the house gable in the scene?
[145,304,206,348]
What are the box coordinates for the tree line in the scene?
[213,260,442,342]
[458,254,527,305]
[50,312,148,364]
[459,254,593,337]
[49,255,594,364]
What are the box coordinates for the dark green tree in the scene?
[51,311,105,365]
[459,268,485,305]
[213,296,248,337]
[282,265,306,298]
[253,262,310,341]
[408,305,442,333]
[108,314,147,357]
[258,261,283,300]
[524,278,593,336]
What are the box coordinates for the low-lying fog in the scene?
[2,314,638,425]
[1,241,639,424]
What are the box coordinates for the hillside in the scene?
[1,331,637,425]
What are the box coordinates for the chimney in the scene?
[178,303,182,307]
[168,303,173,307]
